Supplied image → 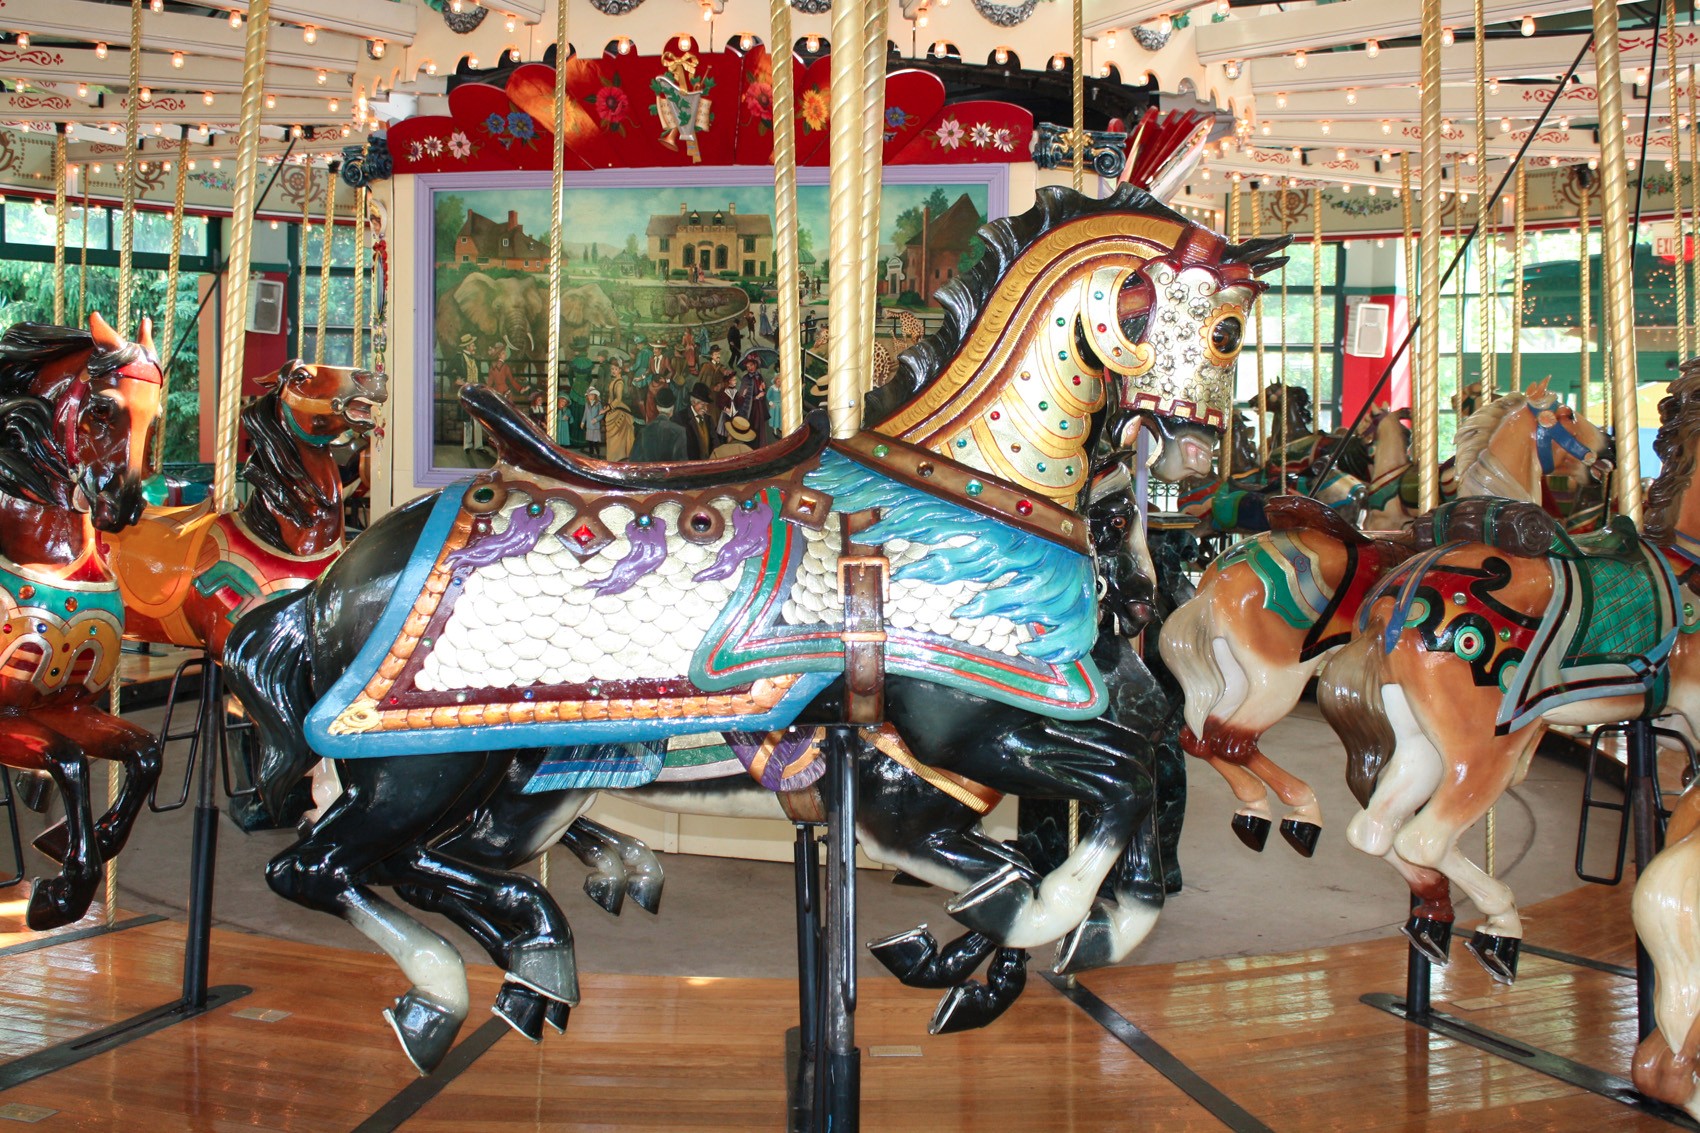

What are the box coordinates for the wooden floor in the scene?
[0,881,1682,1131]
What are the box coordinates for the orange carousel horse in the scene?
[1318,364,1700,983]
[0,315,166,929]
[98,359,385,659]
[1158,380,1611,859]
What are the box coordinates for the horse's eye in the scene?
[1209,316,1244,357]
[86,397,115,421]
[1112,516,1127,529]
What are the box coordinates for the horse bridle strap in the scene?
[1533,404,1598,475]
[839,514,888,726]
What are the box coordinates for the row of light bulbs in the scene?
[1232,14,1538,76]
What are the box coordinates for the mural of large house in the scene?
[903,193,982,305]
[452,209,550,270]
[647,202,774,278]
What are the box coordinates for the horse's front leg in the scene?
[28,705,160,866]
[1,716,102,930]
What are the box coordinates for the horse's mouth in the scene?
[1176,435,1216,479]
[342,397,379,429]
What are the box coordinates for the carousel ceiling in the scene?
[0,0,1677,236]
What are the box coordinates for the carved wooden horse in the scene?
[1317,366,1700,984]
[1358,403,1413,531]
[0,316,166,929]
[99,360,386,660]
[1634,778,1700,1121]
[1159,381,1611,860]
[225,187,1285,1071]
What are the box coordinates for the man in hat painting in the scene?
[734,352,771,446]
[712,415,757,458]
[679,381,715,460]
[630,385,688,462]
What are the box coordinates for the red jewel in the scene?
[990,411,1000,420]
[1097,323,1107,333]
[1016,499,1033,516]
[572,524,595,546]
[1072,376,1082,386]
[389,696,400,705]
[18,585,33,600]
[65,597,77,612]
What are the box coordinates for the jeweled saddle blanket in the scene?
[306,437,1106,758]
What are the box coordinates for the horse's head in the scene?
[0,314,163,533]
[1086,466,1157,637]
[1523,378,1613,483]
[1077,226,1289,485]
[262,360,389,442]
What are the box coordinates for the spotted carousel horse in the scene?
[1633,778,1700,1120]
[224,186,1285,1070]
[1315,365,1700,984]
[0,316,166,930]
[1158,380,1611,863]
[99,360,386,661]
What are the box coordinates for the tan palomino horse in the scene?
[1317,366,1700,984]
[1158,380,1611,860]
[1633,778,1700,1121]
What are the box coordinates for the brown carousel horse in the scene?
[99,359,386,660]
[1158,380,1611,860]
[1317,364,1700,983]
[0,316,166,930]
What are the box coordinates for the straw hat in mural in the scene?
[726,415,756,442]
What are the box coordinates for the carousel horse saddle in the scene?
[1413,498,1640,562]
[1266,493,1373,546]
[462,385,831,491]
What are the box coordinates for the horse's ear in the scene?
[88,311,122,351]
[256,362,294,392]
[1527,377,1549,399]
[136,316,155,355]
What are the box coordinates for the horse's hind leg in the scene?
[6,720,101,931]
[266,752,498,1073]
[562,817,664,915]
[30,709,160,866]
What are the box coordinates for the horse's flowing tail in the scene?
[1632,787,1700,1115]
[224,586,318,823]
[1156,590,1227,740]
[1316,614,1396,807]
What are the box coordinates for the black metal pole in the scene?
[180,656,221,1007]
[794,824,821,1051]
[1629,718,1662,1041]
[818,727,860,1130]
[1404,901,1432,1020]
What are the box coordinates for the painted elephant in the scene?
[436,273,620,366]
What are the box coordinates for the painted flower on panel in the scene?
[801,86,829,132]
[593,84,631,130]
[992,127,1015,153]
[408,140,425,161]
[882,105,915,142]
[742,80,773,122]
[485,112,507,135]
[969,122,993,148]
[423,135,444,156]
[448,131,473,159]
[933,118,964,149]
[507,111,536,142]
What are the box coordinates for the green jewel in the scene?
[966,480,984,496]
[1038,400,1049,411]
[1064,465,1074,475]
[956,437,969,448]
[1059,421,1069,430]
[1036,462,1047,472]
[1093,291,1104,300]
[1055,316,1066,326]
[1498,628,1511,641]
[872,443,890,457]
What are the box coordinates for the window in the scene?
[1242,239,1345,434]
[296,222,379,371]
[715,245,728,270]
[743,259,755,276]
[683,245,695,267]
[659,237,670,252]
[743,236,756,253]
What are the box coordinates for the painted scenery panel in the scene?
[426,176,992,476]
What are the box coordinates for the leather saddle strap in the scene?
[839,512,888,726]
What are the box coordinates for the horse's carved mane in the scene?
[239,389,337,548]
[1644,360,1700,546]
[864,185,1282,430]
[1452,391,1526,487]
[0,323,144,506]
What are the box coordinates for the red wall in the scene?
[1340,293,1409,425]
[196,270,290,463]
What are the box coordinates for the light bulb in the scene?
[203,90,215,104]
[264,93,276,108]
[506,16,515,31]
[198,124,208,136]
[1521,14,1535,36]
[1637,67,1649,84]
[95,42,108,58]
[1105,30,1117,48]
[76,83,88,97]
[1293,50,1306,68]
[291,124,303,137]
[1346,88,1358,104]
[1260,122,1271,135]
[187,159,196,169]
[328,97,339,111]
[1441,27,1454,46]
[467,55,479,68]
[508,48,519,62]
[1488,77,1499,94]
[806,35,821,52]
[149,0,161,10]
[229,10,241,27]
[1381,151,1392,162]
[1589,157,1599,169]
[994,47,1009,64]
[1291,146,1302,159]
[92,163,101,173]
[1276,92,1287,108]
[618,37,632,54]
[741,34,754,50]
[1377,238,1386,247]
[270,219,279,229]
[1441,118,1453,132]
[152,123,162,134]
[139,86,152,101]
[303,25,317,43]
[171,51,184,68]
[424,60,437,74]
[702,5,712,20]
[1223,60,1241,79]
[1368,185,1377,195]
[1559,115,1570,130]
[1201,167,1211,180]
[370,39,385,58]
[1365,39,1379,57]
[1336,147,1347,160]
[450,0,462,12]
[1499,116,1511,132]
[1381,120,1392,135]
[916,14,927,26]
[1340,182,1351,192]
[1320,120,1331,134]
[317,70,327,84]
[15,32,28,47]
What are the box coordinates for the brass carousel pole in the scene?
[770,0,802,434]
[78,179,89,325]
[316,167,336,365]
[545,0,568,442]
[115,0,142,336]
[1671,0,1690,359]
[1453,172,1465,420]
[297,170,313,359]
[1416,0,1443,512]
[1580,178,1593,420]
[1278,205,1291,492]
[155,131,189,469]
[1690,68,1699,340]
[352,186,366,371]
[1511,163,1526,392]
[1222,178,1242,484]
[1474,0,1495,400]
[1252,183,1268,467]
[1402,157,1417,405]
[824,0,867,439]
[1592,0,1641,522]
[1312,189,1322,431]
[52,130,67,325]
[855,0,887,400]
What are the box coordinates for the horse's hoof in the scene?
[582,873,625,917]
[30,821,70,865]
[1052,909,1117,976]
[626,873,663,916]
[25,872,98,932]
[491,981,546,1044]
[1401,916,1454,966]
[928,983,1003,1035]
[1280,820,1322,858]
[383,990,464,1075]
[1465,930,1521,985]
[1231,813,1271,853]
[944,865,1034,938]
[15,771,52,813]
[543,997,571,1035]
[508,941,580,1006]
[868,926,939,986]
